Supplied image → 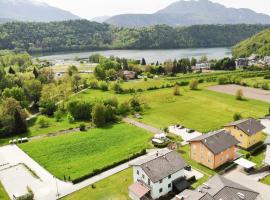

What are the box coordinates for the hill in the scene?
[106,0,270,27]
[0,0,80,22]
[91,16,111,23]
[0,20,269,53]
[233,29,270,58]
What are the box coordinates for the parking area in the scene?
[169,125,202,145]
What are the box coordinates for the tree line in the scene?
[0,20,269,53]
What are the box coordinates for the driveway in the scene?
[0,145,161,200]
[208,84,270,103]
[123,117,162,134]
[224,166,270,200]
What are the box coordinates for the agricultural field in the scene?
[19,123,151,181]
[0,182,9,200]
[62,169,132,200]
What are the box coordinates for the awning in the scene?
[129,182,150,199]
[234,158,256,169]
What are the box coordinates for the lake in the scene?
[37,47,232,63]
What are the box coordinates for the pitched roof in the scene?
[131,150,186,183]
[188,130,239,154]
[224,118,265,136]
[177,175,259,200]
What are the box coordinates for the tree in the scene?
[189,79,198,90]
[13,109,27,134]
[67,100,92,120]
[233,113,242,121]
[71,74,82,92]
[235,89,244,100]
[92,103,106,127]
[33,67,39,78]
[24,79,42,104]
[130,96,141,112]
[141,58,146,66]
[2,87,27,107]
[173,84,180,96]
[68,65,78,76]
[191,57,197,66]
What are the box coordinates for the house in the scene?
[129,150,188,200]
[194,63,210,70]
[235,58,249,68]
[264,136,270,166]
[188,130,239,169]
[122,70,136,80]
[224,118,265,149]
[175,174,260,200]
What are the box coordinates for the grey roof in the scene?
[177,175,259,200]
[188,130,239,154]
[131,150,186,183]
[224,118,265,136]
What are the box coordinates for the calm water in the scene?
[37,48,232,63]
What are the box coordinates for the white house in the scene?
[265,136,270,166]
[129,149,188,200]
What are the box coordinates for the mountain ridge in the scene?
[106,0,270,27]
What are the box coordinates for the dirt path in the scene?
[208,84,270,103]
[123,117,163,134]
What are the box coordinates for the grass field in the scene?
[62,169,132,200]
[260,174,270,186]
[0,182,9,200]
[72,84,269,133]
[20,123,151,181]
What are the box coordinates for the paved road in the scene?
[123,117,162,134]
[0,145,160,200]
[224,166,270,200]
[208,84,270,103]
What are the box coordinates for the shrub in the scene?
[99,81,109,91]
[79,123,86,131]
[246,153,251,159]
[54,110,63,122]
[37,116,50,128]
[235,89,244,100]
[117,101,130,116]
[218,76,229,85]
[67,114,75,123]
[89,79,99,89]
[233,113,242,121]
[67,100,92,120]
[92,103,106,127]
[189,79,198,90]
[261,82,269,90]
[103,97,119,108]
[112,83,124,94]
[173,84,180,96]
[264,75,270,79]
[39,100,57,116]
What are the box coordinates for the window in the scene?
[159,179,163,184]
[168,174,171,179]
[159,188,163,193]
[193,145,197,149]
[168,183,171,188]
[137,170,139,175]
[142,174,145,179]
[148,178,151,185]
[208,159,211,163]
[240,134,243,137]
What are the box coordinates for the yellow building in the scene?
[224,118,265,149]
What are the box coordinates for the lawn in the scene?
[260,174,270,186]
[62,168,132,200]
[0,182,9,200]
[19,123,152,181]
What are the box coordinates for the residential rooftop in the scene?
[224,118,265,136]
[130,149,186,183]
[176,175,259,200]
[188,130,239,154]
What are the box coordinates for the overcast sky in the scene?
[36,0,270,19]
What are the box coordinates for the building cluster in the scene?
[236,54,270,68]
[128,118,267,200]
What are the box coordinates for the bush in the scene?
[67,100,92,120]
[261,82,269,90]
[54,110,63,122]
[37,116,50,128]
[89,79,99,89]
[233,113,242,121]
[189,79,198,90]
[112,83,124,94]
[99,81,109,91]
[246,153,251,159]
[39,100,57,116]
[218,76,229,85]
[173,84,180,96]
[79,123,86,131]
[264,75,270,79]
[235,89,244,100]
[67,114,75,123]
[117,101,130,116]
[92,103,106,127]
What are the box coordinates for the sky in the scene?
[36,0,270,19]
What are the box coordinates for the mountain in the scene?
[233,28,270,58]
[106,0,270,27]
[91,16,111,23]
[0,0,80,22]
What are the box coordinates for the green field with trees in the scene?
[0,20,269,53]
[20,123,151,182]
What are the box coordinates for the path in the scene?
[123,117,163,134]
[208,84,270,103]
[0,145,160,200]
[224,166,270,200]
